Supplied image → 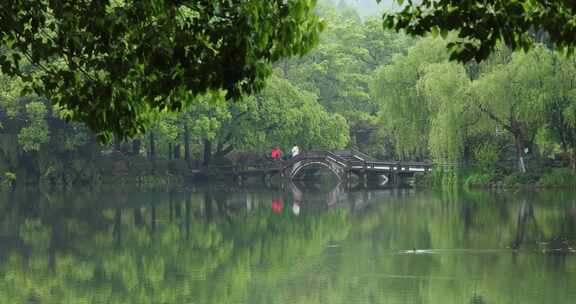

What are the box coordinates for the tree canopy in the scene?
[5,0,576,187]
[370,33,576,175]
[0,0,323,140]
[381,0,576,62]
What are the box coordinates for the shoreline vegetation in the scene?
[2,150,575,192]
[415,167,576,190]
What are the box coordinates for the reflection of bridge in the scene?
[236,150,433,187]
[287,180,415,211]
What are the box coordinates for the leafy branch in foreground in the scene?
[0,0,323,141]
[381,0,576,62]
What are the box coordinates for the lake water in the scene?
[0,185,575,303]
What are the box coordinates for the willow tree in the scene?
[370,37,448,160]
[533,50,576,170]
[470,45,553,173]
[0,0,323,140]
[417,62,473,165]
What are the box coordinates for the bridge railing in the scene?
[281,150,435,172]
[333,149,376,162]
[325,151,352,167]
[346,159,434,172]
[333,149,434,169]
[280,150,351,168]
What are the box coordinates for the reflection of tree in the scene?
[507,198,576,254]
[185,196,191,240]
[133,208,144,226]
[113,208,122,249]
[511,200,540,250]
[1,189,576,303]
[563,202,576,239]
[331,190,576,304]
[470,293,486,304]
[0,189,352,303]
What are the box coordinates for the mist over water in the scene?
[0,186,575,303]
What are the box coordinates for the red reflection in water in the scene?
[271,200,283,213]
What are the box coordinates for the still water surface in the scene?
[0,185,575,303]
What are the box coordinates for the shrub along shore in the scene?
[416,164,576,190]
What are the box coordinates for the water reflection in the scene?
[0,188,575,303]
[511,200,539,250]
[286,180,412,212]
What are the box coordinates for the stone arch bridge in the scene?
[233,150,433,187]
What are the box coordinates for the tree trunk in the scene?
[510,118,527,173]
[214,144,234,160]
[132,139,141,155]
[149,132,156,158]
[133,208,144,226]
[203,139,212,166]
[174,144,181,159]
[514,132,527,173]
[213,133,234,160]
[184,122,191,163]
[114,136,121,152]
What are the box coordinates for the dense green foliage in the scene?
[370,35,576,187]
[0,0,323,139]
[3,1,576,188]
[382,0,576,62]
[540,168,576,189]
[0,1,397,187]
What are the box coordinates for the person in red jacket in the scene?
[271,146,282,160]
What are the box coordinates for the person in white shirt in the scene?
[291,145,300,158]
